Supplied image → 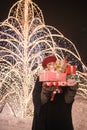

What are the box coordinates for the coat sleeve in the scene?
[64,83,79,104]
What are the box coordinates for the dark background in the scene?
[0,0,87,65]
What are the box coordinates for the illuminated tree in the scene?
[0,0,87,118]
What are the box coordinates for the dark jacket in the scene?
[32,77,78,130]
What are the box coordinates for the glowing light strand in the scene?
[0,0,87,118]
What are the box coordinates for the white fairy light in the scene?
[0,0,87,118]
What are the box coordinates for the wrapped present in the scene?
[66,65,76,74]
[39,70,66,82]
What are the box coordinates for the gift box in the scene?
[66,65,76,74]
[39,70,66,82]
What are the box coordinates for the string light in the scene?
[0,0,87,118]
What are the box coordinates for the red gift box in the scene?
[66,65,76,74]
[39,70,66,82]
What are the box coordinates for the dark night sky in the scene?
[0,0,87,65]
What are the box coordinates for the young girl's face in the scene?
[47,62,56,71]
